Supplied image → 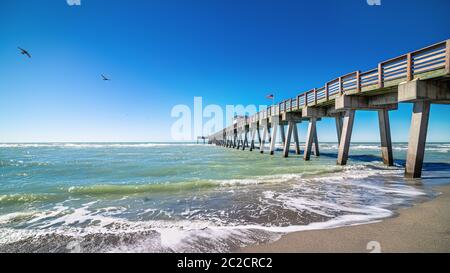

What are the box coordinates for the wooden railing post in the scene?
[325,83,329,101]
[446,39,450,75]
[297,95,300,110]
[289,98,293,111]
[406,53,413,81]
[378,62,384,88]
[356,71,361,92]
[339,77,343,94]
[314,88,318,105]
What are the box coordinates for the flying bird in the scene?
[101,74,111,81]
[18,47,31,58]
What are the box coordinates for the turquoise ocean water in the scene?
[1,142,449,252]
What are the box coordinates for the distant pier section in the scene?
[208,40,450,178]
[197,136,208,144]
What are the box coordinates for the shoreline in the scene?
[239,184,450,253]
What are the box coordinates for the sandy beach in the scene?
[240,184,450,253]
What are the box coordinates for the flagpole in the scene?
[266,93,275,115]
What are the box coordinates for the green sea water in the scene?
[0,142,449,252]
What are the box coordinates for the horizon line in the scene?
[1,141,450,144]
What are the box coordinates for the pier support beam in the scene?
[249,126,256,151]
[281,112,302,156]
[280,125,286,147]
[267,126,272,143]
[313,128,320,157]
[398,80,450,103]
[246,128,250,148]
[304,118,317,161]
[301,107,323,159]
[269,123,278,155]
[398,80,450,178]
[405,101,430,178]
[236,133,241,149]
[378,109,394,166]
[257,126,262,150]
[283,121,295,157]
[336,93,398,111]
[260,125,268,154]
[242,129,249,151]
[337,110,355,165]
[293,124,301,155]
[335,115,343,145]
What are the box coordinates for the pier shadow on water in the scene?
[320,151,450,169]
[253,147,450,178]
[317,151,450,181]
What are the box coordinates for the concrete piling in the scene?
[293,124,301,155]
[378,109,394,166]
[405,101,430,178]
[269,122,278,155]
[304,118,317,161]
[337,110,355,165]
[283,121,295,157]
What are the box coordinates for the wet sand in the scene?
[240,184,450,253]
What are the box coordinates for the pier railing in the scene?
[210,40,450,138]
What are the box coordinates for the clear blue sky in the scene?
[0,0,449,142]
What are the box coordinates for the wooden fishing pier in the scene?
[208,40,450,178]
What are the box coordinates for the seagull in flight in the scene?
[18,47,31,58]
[101,74,111,81]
